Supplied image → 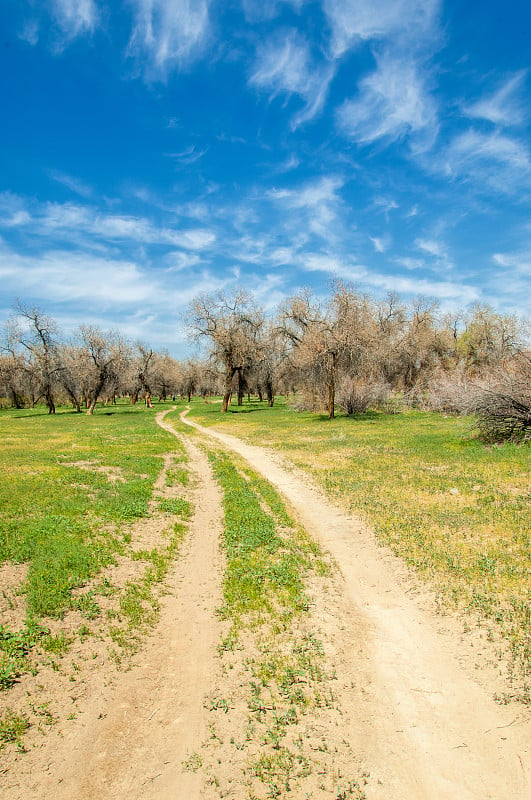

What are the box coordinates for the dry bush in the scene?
[336,377,391,415]
[468,360,531,443]
[426,370,470,414]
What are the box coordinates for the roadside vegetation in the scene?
[0,401,192,748]
[187,398,531,705]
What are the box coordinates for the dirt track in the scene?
[2,409,530,799]
[179,409,531,800]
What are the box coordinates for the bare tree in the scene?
[10,303,62,413]
[278,284,376,419]
[187,289,264,412]
[129,344,155,407]
[77,326,130,415]
[56,343,84,412]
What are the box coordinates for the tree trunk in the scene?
[221,367,236,412]
[87,375,106,415]
[266,380,274,407]
[327,354,336,419]
[237,369,245,406]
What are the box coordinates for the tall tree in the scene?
[11,303,61,413]
[187,289,264,412]
[77,326,130,415]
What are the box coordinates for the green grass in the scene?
[0,709,29,749]
[0,399,191,690]
[208,449,320,630]
[186,396,531,703]
[0,402,182,619]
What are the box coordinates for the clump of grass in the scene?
[166,467,189,487]
[0,709,29,749]
[156,497,192,518]
[0,622,47,690]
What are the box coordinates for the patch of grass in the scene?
[0,709,29,748]
[0,403,182,619]
[109,520,189,658]
[187,397,531,703]
[166,467,190,487]
[156,497,192,518]
[0,623,47,690]
[198,446,365,798]
[0,401,193,739]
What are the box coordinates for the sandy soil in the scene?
[179,410,531,800]
[2,409,530,799]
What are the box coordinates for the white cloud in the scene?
[165,251,202,271]
[337,52,438,150]
[267,176,344,239]
[396,256,425,271]
[415,238,446,259]
[127,0,212,79]
[464,71,527,127]
[164,146,208,165]
[493,251,531,278]
[242,0,306,23]
[249,30,334,127]
[19,19,40,45]
[0,247,158,307]
[442,129,531,193]
[47,170,93,198]
[50,0,98,40]
[370,236,388,253]
[0,197,217,251]
[323,0,441,58]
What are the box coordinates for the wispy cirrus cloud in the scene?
[464,71,527,127]
[0,195,216,251]
[249,29,334,128]
[300,249,477,305]
[242,0,307,23]
[47,169,93,198]
[323,0,441,58]
[336,51,438,150]
[267,175,344,239]
[164,145,209,165]
[50,0,99,44]
[441,129,531,193]
[127,0,212,80]
[19,0,99,49]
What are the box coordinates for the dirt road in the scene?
[179,410,531,800]
[2,409,529,799]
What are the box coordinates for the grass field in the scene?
[1,393,529,754]
[184,396,531,703]
[0,401,191,735]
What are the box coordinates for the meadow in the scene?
[185,397,531,703]
[0,394,529,757]
[0,402,191,744]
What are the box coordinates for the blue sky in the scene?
[1,0,530,356]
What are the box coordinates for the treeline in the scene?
[1,286,530,441]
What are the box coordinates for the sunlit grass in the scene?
[0,400,191,692]
[186,396,531,702]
